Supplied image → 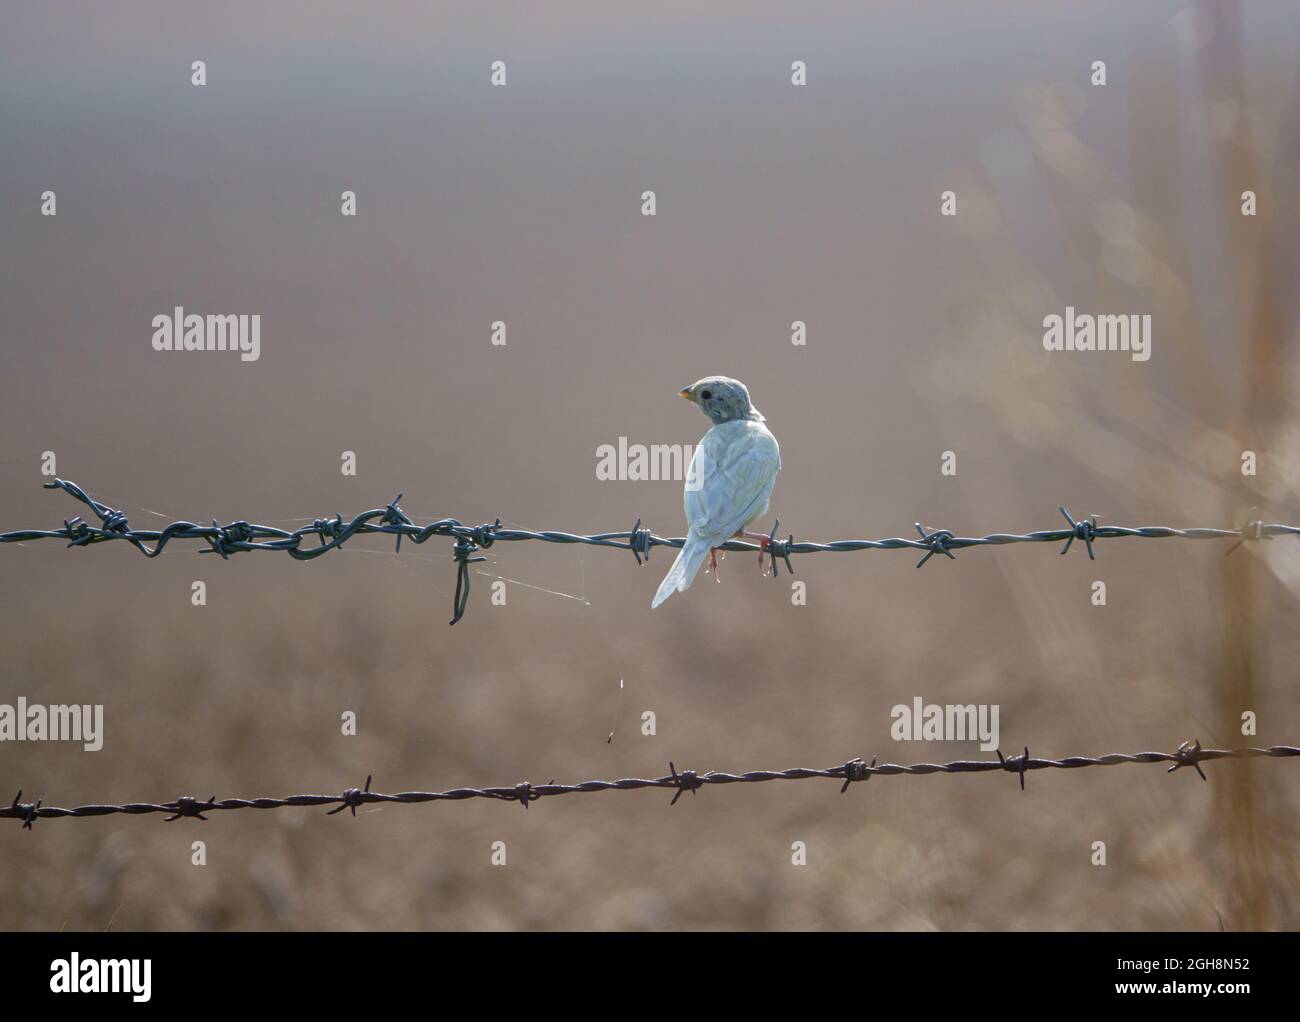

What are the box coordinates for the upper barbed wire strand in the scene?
[1,479,1292,623]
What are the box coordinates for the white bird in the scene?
[651,376,781,608]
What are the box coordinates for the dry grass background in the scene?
[1,1,1298,930]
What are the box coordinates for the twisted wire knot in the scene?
[765,519,795,577]
[1168,739,1207,781]
[513,782,535,809]
[63,516,93,547]
[204,520,255,559]
[628,517,653,565]
[472,519,501,549]
[997,746,1031,790]
[449,537,488,625]
[165,794,214,822]
[380,492,412,552]
[225,521,256,542]
[313,514,345,546]
[1059,506,1099,559]
[100,509,130,535]
[327,774,373,817]
[10,790,41,830]
[839,755,876,793]
[914,524,956,568]
[1226,507,1268,557]
[668,761,703,805]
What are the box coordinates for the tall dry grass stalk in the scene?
[927,0,1300,929]
[1199,0,1298,931]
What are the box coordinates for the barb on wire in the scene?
[4,479,1298,625]
[3,743,1298,828]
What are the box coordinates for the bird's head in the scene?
[679,376,763,424]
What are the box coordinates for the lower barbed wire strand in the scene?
[4,745,1298,825]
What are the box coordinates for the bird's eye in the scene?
[701,390,712,400]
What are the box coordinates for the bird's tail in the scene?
[651,535,712,608]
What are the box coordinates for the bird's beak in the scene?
[678,387,694,401]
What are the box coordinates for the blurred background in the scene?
[1,0,1298,930]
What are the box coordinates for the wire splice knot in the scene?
[471,519,501,549]
[312,514,345,548]
[449,537,488,625]
[101,509,131,536]
[62,517,93,547]
[203,520,255,559]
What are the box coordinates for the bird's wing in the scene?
[684,425,781,546]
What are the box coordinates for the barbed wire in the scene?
[1,479,1292,624]
[3,741,1296,828]
[7,490,1292,830]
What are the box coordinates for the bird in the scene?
[651,376,781,608]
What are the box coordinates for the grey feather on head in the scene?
[679,376,765,424]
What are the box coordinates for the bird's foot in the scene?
[708,546,722,581]
[743,531,773,576]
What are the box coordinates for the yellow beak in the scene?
[679,388,693,400]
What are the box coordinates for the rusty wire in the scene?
[3,742,1298,828]
[1,479,1293,624]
